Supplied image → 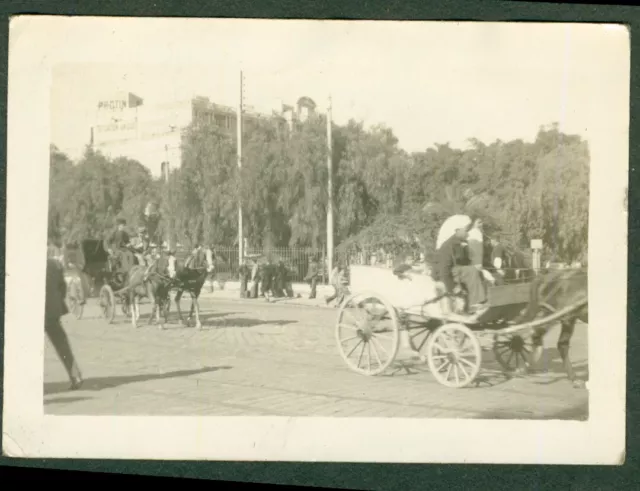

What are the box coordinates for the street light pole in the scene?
[237,70,244,267]
[164,145,172,250]
[326,95,334,278]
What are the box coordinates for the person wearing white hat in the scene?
[433,215,488,313]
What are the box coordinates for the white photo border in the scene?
[3,16,628,464]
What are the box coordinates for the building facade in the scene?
[91,92,318,178]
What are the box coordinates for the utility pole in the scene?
[237,70,244,267]
[326,95,334,278]
[164,144,172,250]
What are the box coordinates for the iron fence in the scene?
[202,246,580,285]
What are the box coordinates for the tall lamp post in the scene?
[326,95,334,279]
[161,160,171,249]
[237,70,244,267]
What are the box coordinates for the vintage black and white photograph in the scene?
[4,17,628,463]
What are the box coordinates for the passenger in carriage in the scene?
[488,235,507,285]
[467,216,496,286]
[130,226,149,267]
[433,216,488,314]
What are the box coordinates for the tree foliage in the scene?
[48,118,589,263]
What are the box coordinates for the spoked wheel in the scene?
[66,278,84,320]
[405,320,433,359]
[335,291,400,376]
[492,330,534,373]
[99,284,116,324]
[427,323,482,388]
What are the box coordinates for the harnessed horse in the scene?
[124,250,174,330]
[167,247,214,330]
[517,267,588,387]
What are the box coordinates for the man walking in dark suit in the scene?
[45,255,83,390]
[305,255,320,299]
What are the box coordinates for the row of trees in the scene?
[48,114,589,264]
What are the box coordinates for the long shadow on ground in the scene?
[471,401,588,421]
[44,396,92,405]
[194,316,298,329]
[379,346,586,389]
[44,365,231,395]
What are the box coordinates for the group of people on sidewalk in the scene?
[236,253,350,308]
[238,257,296,301]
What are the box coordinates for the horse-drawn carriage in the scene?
[79,238,215,329]
[335,264,588,388]
[78,238,140,323]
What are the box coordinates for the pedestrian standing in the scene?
[282,262,295,298]
[45,254,83,390]
[325,263,349,308]
[239,259,250,298]
[249,259,260,299]
[304,255,319,299]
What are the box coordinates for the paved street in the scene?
[44,292,589,419]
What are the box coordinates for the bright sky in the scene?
[49,20,628,160]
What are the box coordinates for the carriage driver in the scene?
[106,218,132,269]
[433,215,488,315]
[130,226,150,267]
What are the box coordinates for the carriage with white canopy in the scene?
[334,216,588,388]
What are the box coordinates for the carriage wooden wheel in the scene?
[99,284,116,324]
[335,291,400,376]
[426,323,482,388]
[65,278,84,320]
[492,328,538,373]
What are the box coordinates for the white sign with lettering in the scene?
[98,100,128,110]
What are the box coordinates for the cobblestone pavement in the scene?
[44,295,589,419]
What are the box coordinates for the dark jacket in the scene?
[108,229,130,250]
[45,258,69,322]
[434,235,470,292]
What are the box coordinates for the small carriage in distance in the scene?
[335,264,588,388]
[79,238,138,323]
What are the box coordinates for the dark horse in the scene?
[517,267,588,388]
[123,250,174,330]
[167,247,213,330]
